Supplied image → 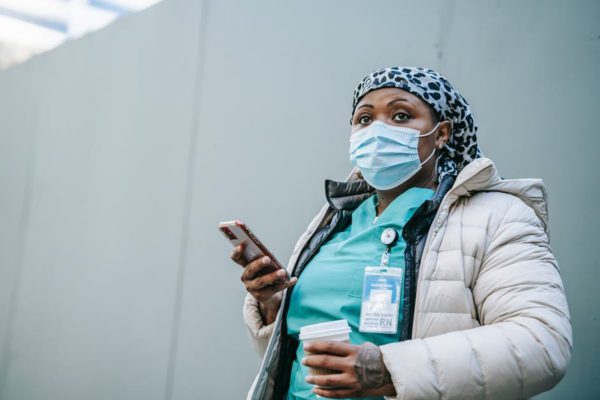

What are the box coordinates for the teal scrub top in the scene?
[286,187,434,400]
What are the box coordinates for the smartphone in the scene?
[219,220,289,278]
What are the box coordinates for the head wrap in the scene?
[351,66,482,182]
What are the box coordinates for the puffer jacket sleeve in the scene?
[243,292,276,358]
[242,201,334,359]
[379,196,572,400]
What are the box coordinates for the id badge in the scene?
[358,266,403,334]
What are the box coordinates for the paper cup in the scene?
[300,320,351,377]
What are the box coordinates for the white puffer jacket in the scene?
[243,158,572,399]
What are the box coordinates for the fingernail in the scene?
[305,375,312,383]
[277,270,286,277]
[301,357,307,364]
[262,256,270,265]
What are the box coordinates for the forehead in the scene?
[356,87,424,108]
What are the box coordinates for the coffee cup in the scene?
[300,319,351,377]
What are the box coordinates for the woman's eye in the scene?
[358,115,372,125]
[393,112,409,122]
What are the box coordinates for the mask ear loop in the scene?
[417,120,443,168]
[417,121,442,138]
[419,146,438,167]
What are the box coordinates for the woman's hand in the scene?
[302,341,396,398]
[231,243,297,325]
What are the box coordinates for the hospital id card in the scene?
[358,266,403,334]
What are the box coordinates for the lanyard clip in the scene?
[380,228,398,267]
[380,249,390,266]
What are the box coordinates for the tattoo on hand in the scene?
[354,342,392,389]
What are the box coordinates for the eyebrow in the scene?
[387,98,410,106]
[356,97,411,110]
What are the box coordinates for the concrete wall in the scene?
[0,0,598,398]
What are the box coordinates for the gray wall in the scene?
[0,0,598,399]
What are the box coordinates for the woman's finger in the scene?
[257,277,297,297]
[312,386,357,399]
[247,268,289,291]
[304,341,355,357]
[241,256,273,281]
[302,354,348,373]
[306,372,355,389]
[249,278,297,302]
[230,243,246,266]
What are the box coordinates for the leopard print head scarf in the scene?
[351,66,482,182]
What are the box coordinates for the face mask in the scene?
[349,120,440,190]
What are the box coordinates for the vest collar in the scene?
[324,174,455,212]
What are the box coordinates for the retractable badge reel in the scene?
[359,228,404,334]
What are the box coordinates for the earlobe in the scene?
[435,121,451,149]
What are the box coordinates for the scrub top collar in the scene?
[351,186,435,234]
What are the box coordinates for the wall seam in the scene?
[163,1,210,399]
[0,75,41,398]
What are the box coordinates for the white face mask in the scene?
[349,120,440,190]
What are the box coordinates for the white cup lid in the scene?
[299,319,351,341]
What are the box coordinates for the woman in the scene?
[232,67,572,399]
